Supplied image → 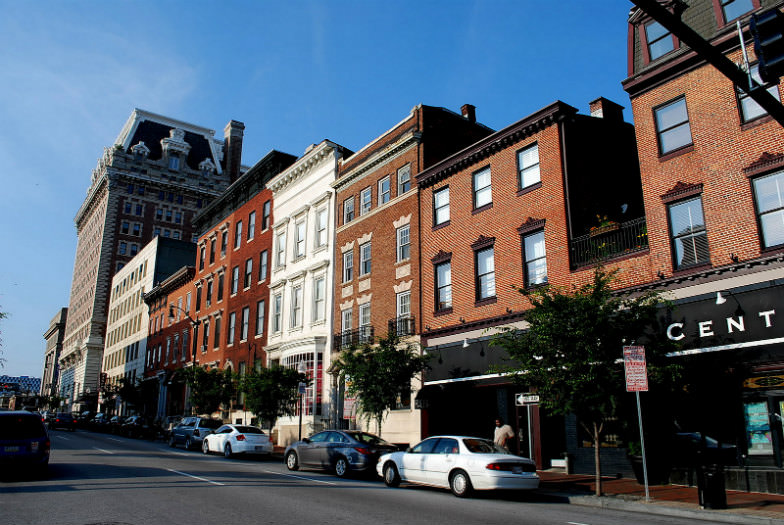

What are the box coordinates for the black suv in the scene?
[0,411,50,478]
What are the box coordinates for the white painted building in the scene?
[265,140,349,445]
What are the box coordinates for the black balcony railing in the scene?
[388,315,415,337]
[569,217,648,269]
[334,326,375,350]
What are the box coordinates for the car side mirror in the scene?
[302,438,311,444]
[406,447,413,453]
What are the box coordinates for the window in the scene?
[668,196,709,269]
[248,211,256,240]
[241,306,250,341]
[313,276,326,321]
[272,293,282,333]
[166,210,173,222]
[475,247,496,301]
[523,231,548,286]
[195,287,202,312]
[359,303,371,342]
[753,170,784,248]
[343,251,353,282]
[645,20,674,61]
[124,202,132,214]
[259,250,268,281]
[343,197,355,223]
[132,223,141,236]
[169,155,180,170]
[720,0,754,23]
[518,143,540,189]
[199,246,205,270]
[221,231,228,256]
[360,187,372,215]
[130,244,138,257]
[262,200,271,230]
[396,225,410,262]
[433,187,450,226]
[473,166,492,209]
[121,221,129,234]
[119,242,127,255]
[217,273,224,301]
[234,221,243,249]
[435,262,452,310]
[231,266,240,295]
[360,242,371,276]
[210,238,216,264]
[255,300,265,336]
[341,308,353,345]
[276,231,286,267]
[738,63,781,122]
[316,208,328,247]
[202,320,210,350]
[654,97,692,155]
[295,219,306,258]
[397,291,411,320]
[291,285,303,328]
[175,211,182,224]
[398,165,411,194]
[213,317,221,348]
[244,258,253,289]
[135,204,143,216]
[206,280,213,306]
[228,312,236,345]
[379,176,391,204]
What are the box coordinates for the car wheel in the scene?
[224,443,233,459]
[202,440,210,454]
[168,435,176,448]
[285,451,299,471]
[185,437,193,450]
[334,456,349,478]
[449,469,473,498]
[383,462,400,487]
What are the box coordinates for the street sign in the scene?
[624,345,649,392]
[298,382,307,394]
[515,393,540,406]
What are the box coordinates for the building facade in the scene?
[59,109,243,411]
[42,308,67,400]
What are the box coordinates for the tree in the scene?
[492,267,679,496]
[178,367,236,416]
[336,333,430,435]
[240,366,307,430]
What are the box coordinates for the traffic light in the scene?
[751,8,784,84]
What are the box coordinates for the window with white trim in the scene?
[227,312,236,345]
[753,170,784,249]
[313,276,326,321]
[316,208,328,247]
[276,231,286,267]
[295,219,306,258]
[668,196,709,269]
[518,143,540,189]
[359,242,371,276]
[396,225,410,262]
[398,165,411,194]
[343,251,353,283]
[291,285,303,328]
[473,166,492,209]
[241,306,250,341]
[255,300,265,336]
[433,187,450,226]
[522,230,548,286]
[379,176,391,204]
[360,187,372,215]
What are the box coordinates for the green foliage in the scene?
[116,377,159,415]
[492,267,679,494]
[240,366,307,429]
[178,367,236,415]
[336,333,429,435]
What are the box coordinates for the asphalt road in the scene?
[1,430,731,525]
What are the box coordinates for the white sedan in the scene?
[377,435,539,497]
[201,424,273,458]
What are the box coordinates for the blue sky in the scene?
[0,0,633,376]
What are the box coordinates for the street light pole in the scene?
[297,361,307,441]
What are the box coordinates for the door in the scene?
[423,438,459,487]
[299,431,329,466]
[401,438,438,483]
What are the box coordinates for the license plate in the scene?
[4,446,20,453]
[255,446,266,451]
[512,466,523,474]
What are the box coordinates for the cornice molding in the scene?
[269,142,337,194]
[744,151,784,178]
[661,181,703,203]
[333,130,421,190]
[517,217,546,235]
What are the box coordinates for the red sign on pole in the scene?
[624,345,649,392]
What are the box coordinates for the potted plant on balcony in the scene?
[589,215,620,237]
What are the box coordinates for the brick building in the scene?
[623,0,784,491]
[415,98,645,469]
[331,104,493,444]
[59,109,244,411]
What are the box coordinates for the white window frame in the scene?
[397,165,411,194]
[276,230,287,268]
[227,312,236,345]
[379,176,391,204]
[315,208,328,247]
[241,306,250,341]
[473,166,492,209]
[359,242,371,276]
[360,187,372,215]
[291,285,303,328]
[343,251,353,283]
[518,143,540,189]
[255,300,265,336]
[396,225,410,262]
[313,276,326,322]
[295,219,306,258]
[433,187,450,226]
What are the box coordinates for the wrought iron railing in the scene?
[388,315,416,337]
[569,217,648,269]
[333,326,375,350]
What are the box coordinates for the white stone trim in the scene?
[356,293,372,305]
[393,280,413,293]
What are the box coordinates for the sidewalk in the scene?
[538,471,784,524]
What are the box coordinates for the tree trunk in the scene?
[593,422,602,496]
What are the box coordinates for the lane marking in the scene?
[166,468,225,486]
[261,469,337,485]
[54,436,70,441]
[93,447,115,454]
[106,437,123,442]
[169,451,191,456]
[567,522,590,525]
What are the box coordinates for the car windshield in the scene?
[200,419,222,429]
[0,415,45,439]
[462,438,512,454]
[235,426,263,434]
[346,431,392,446]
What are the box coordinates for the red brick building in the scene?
[331,104,493,443]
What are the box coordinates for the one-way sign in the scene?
[515,393,540,406]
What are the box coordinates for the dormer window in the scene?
[130,141,150,161]
[199,157,217,176]
[161,127,191,171]
[645,20,674,61]
[169,154,180,171]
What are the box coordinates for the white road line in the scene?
[166,468,225,486]
[261,469,337,485]
[106,437,123,442]
[54,436,70,441]
[169,451,191,456]
[567,522,590,525]
[93,447,115,454]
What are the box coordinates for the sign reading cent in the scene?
[623,345,648,392]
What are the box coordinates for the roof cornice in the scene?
[268,141,339,194]
[332,130,422,190]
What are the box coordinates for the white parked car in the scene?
[377,435,539,497]
[201,424,273,458]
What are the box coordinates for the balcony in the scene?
[388,315,415,337]
[333,326,375,350]
[569,217,648,269]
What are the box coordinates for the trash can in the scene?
[697,466,727,509]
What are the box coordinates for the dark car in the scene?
[89,413,110,432]
[48,413,76,431]
[284,430,398,477]
[0,411,50,477]
[121,415,156,439]
[108,415,126,434]
[169,417,222,450]
[673,432,739,467]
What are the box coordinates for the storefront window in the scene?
[744,401,773,455]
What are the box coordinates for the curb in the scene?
[558,493,784,525]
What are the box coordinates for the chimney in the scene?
[461,104,476,123]
[589,97,625,122]
[223,120,245,183]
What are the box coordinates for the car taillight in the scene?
[236,434,245,441]
[353,447,371,455]
[486,462,535,472]
[43,439,50,454]
[55,419,60,423]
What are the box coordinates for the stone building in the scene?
[42,308,67,400]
